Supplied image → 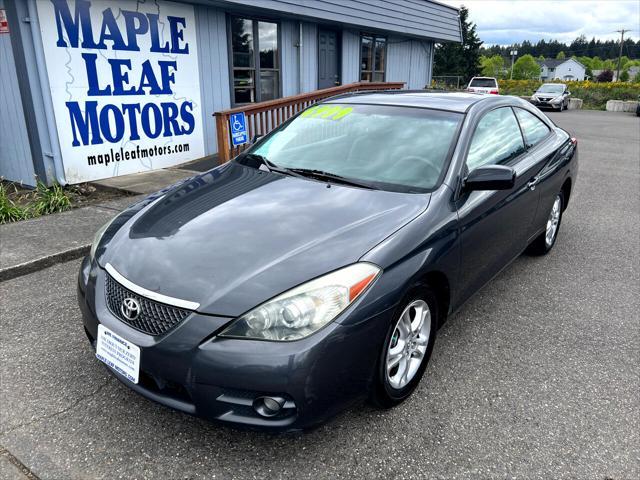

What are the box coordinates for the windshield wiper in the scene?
[287,168,378,190]
[241,153,305,179]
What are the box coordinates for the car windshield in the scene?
[245,104,462,192]
[537,84,565,94]
[469,78,497,87]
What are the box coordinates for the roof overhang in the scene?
[192,0,462,43]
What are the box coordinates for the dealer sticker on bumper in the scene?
[96,324,140,384]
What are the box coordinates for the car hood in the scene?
[102,163,430,316]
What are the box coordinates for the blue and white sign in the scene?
[35,0,205,183]
[230,112,248,146]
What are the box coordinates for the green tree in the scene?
[556,51,566,59]
[538,55,545,61]
[480,54,505,78]
[512,54,541,79]
[433,6,483,83]
[619,70,630,82]
[623,59,640,69]
[591,56,604,70]
[578,56,593,69]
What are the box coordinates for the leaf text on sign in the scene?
[51,0,196,147]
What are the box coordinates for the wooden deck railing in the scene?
[213,81,405,162]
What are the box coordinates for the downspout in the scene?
[26,0,66,186]
[297,21,303,93]
[428,41,435,87]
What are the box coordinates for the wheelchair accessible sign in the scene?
[230,112,248,146]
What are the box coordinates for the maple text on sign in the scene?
[36,0,205,183]
[52,0,195,146]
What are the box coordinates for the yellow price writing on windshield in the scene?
[301,105,353,121]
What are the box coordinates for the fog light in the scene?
[253,396,285,417]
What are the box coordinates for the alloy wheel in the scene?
[385,300,431,390]
[545,195,562,247]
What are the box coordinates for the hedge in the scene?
[498,80,640,110]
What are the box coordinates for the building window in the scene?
[360,34,386,82]
[230,17,279,105]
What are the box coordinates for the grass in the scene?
[0,179,73,224]
[0,183,30,223]
[32,179,72,216]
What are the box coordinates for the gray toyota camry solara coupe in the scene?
[78,92,578,431]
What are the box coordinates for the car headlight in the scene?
[220,262,381,341]
[89,216,116,260]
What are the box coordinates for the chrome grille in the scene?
[105,272,191,336]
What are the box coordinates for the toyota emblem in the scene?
[121,297,141,321]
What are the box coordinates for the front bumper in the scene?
[77,257,393,431]
[531,97,563,108]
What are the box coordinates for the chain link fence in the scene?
[431,75,465,90]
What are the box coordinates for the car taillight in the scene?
[489,89,499,94]
[571,137,578,146]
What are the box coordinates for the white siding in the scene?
[0,0,35,185]
[386,37,433,89]
[280,20,300,97]
[214,0,461,42]
[195,5,231,155]
[300,23,318,93]
[342,29,360,84]
[554,60,586,81]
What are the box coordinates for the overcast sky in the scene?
[438,0,639,46]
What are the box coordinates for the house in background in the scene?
[538,58,587,81]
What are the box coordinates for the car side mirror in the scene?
[464,165,516,191]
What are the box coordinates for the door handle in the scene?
[527,177,540,191]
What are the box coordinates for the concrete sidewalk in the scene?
[91,155,216,194]
[0,195,145,282]
[92,167,200,194]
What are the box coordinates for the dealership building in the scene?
[1,0,461,186]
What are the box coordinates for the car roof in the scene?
[324,91,497,113]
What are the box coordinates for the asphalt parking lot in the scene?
[1,109,638,479]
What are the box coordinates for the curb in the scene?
[0,244,90,282]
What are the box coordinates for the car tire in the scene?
[370,285,438,409]
[527,191,564,255]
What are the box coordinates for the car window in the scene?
[466,107,525,170]
[537,84,565,94]
[515,108,551,148]
[249,104,462,192]
[469,78,497,88]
